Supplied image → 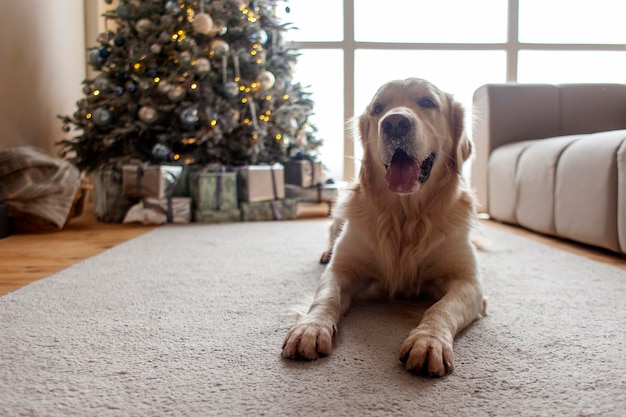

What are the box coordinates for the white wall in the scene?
[0,0,86,155]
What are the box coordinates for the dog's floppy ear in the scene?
[448,97,473,171]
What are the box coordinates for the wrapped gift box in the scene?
[240,198,298,221]
[194,209,242,223]
[237,164,285,203]
[285,183,338,203]
[122,164,183,199]
[123,197,191,225]
[283,159,324,188]
[93,169,133,223]
[190,169,238,211]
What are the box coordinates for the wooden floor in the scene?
[0,205,624,297]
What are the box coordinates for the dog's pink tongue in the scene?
[385,149,420,193]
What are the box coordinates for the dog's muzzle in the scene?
[380,112,436,194]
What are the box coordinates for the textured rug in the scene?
[1,219,625,417]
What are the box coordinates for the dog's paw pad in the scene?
[399,330,454,377]
[282,321,335,360]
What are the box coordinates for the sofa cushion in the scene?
[515,135,581,235]
[618,140,626,253]
[558,84,626,136]
[487,141,536,223]
[554,130,626,253]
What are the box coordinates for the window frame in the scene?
[290,0,626,181]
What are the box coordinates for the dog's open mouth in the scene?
[384,149,436,193]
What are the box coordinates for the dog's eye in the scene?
[418,97,437,109]
[373,103,385,115]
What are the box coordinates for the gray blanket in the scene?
[0,146,80,229]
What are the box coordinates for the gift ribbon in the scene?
[214,167,225,211]
[135,164,145,197]
[269,165,281,219]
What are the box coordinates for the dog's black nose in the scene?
[382,113,412,138]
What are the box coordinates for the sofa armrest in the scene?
[471,83,560,212]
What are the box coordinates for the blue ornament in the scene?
[249,29,268,45]
[151,143,171,160]
[88,49,103,68]
[180,108,199,126]
[125,81,137,93]
[165,1,181,14]
[92,108,112,126]
[114,36,125,46]
[147,68,158,77]
[98,48,110,58]
[117,4,130,19]
[114,86,125,96]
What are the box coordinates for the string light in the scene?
[93,90,100,96]
[173,154,181,161]
[283,94,289,100]
[154,77,160,83]
[190,83,198,90]
[86,113,92,119]
[241,97,248,104]
[275,134,282,140]
[210,119,217,126]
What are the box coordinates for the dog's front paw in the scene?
[282,320,336,360]
[399,329,454,377]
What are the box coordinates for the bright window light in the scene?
[354,0,507,43]
[517,51,626,84]
[519,0,626,44]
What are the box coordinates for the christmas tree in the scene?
[58,0,322,172]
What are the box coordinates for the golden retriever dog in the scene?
[281,78,487,377]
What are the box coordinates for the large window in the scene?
[282,0,626,181]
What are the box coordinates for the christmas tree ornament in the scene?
[223,81,240,98]
[125,81,137,93]
[158,31,171,44]
[257,71,275,90]
[165,1,182,15]
[210,39,230,57]
[92,108,112,126]
[98,47,111,58]
[135,18,154,37]
[192,13,214,35]
[138,106,158,124]
[180,108,199,126]
[167,85,186,102]
[116,4,130,19]
[150,43,162,54]
[88,49,103,68]
[94,77,112,92]
[160,15,174,27]
[195,57,211,74]
[151,143,171,160]
[249,29,268,45]
[114,86,125,96]
[157,80,172,95]
[179,51,192,65]
[114,36,125,46]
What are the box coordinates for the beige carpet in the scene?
[1,219,624,416]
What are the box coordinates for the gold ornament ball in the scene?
[257,71,276,91]
[138,106,158,124]
[210,39,230,57]
[192,13,214,35]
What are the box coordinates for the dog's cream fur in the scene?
[282,78,486,377]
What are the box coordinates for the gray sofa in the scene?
[471,83,626,255]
